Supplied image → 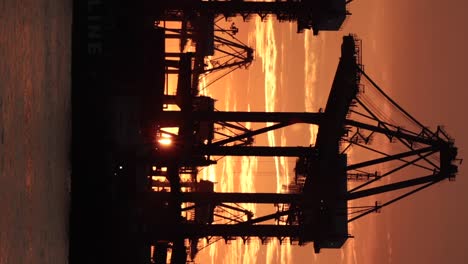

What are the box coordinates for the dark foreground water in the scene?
[0,0,72,263]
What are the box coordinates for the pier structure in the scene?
[136,35,459,263]
[154,0,350,97]
[74,1,460,264]
[154,0,349,34]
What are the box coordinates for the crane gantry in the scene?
[139,35,459,262]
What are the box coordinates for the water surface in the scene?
[0,0,71,263]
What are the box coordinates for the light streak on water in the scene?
[253,15,286,264]
[253,15,294,264]
[304,32,319,145]
[254,17,282,195]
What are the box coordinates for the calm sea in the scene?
[0,0,71,263]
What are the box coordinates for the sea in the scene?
[0,0,72,263]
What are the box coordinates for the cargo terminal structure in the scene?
[72,1,459,264]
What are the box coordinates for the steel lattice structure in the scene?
[142,35,459,262]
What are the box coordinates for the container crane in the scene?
[145,35,459,261]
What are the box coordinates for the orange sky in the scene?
[173,0,468,263]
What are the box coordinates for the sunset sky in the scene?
[168,0,468,263]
